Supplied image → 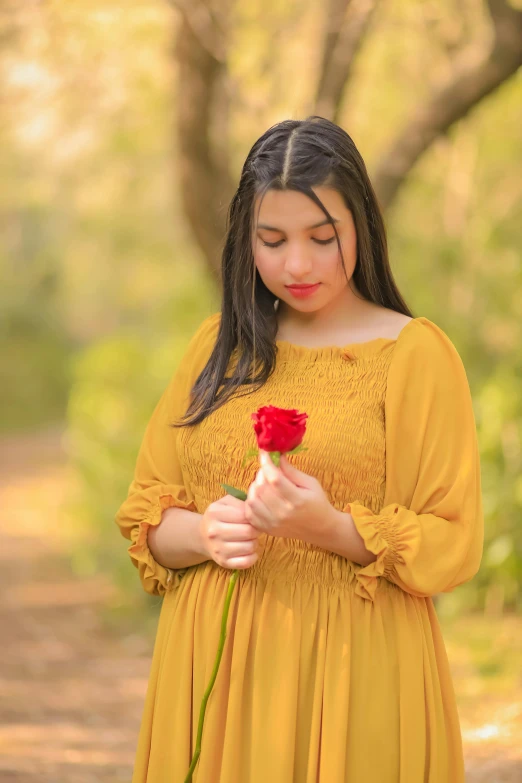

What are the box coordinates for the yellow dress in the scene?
[115,311,484,783]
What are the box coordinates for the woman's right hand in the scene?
[200,494,261,570]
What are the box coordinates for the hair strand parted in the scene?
[170,115,414,430]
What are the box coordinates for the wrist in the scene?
[314,505,377,567]
[196,513,211,560]
[303,503,345,549]
[153,506,211,568]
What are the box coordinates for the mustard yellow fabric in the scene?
[115,311,483,782]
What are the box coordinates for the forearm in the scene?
[147,505,211,570]
[306,506,378,567]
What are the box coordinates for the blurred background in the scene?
[1,0,521,780]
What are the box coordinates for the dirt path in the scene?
[0,425,520,781]
[0,424,154,782]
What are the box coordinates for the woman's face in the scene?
[252,186,358,318]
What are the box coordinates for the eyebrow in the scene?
[257,217,340,232]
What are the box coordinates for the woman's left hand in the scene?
[244,449,335,542]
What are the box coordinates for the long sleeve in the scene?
[345,318,484,603]
[114,312,220,596]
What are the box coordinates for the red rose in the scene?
[251,405,308,453]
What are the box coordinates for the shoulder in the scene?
[171,311,221,386]
[375,308,453,352]
[183,311,221,358]
[397,316,462,361]
[389,315,471,395]
[370,308,463,366]
[190,311,221,344]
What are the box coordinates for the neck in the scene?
[276,285,377,337]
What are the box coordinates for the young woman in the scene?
[115,115,484,782]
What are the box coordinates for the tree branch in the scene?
[372,0,522,209]
[314,0,382,123]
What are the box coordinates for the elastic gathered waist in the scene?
[209,535,372,591]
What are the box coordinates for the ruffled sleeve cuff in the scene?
[128,487,197,597]
[344,501,406,602]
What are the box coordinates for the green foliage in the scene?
[439,612,522,704]
[65,281,216,603]
[0,329,72,433]
[384,73,522,613]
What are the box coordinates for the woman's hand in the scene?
[200,494,261,570]
[244,449,335,543]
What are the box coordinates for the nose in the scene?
[284,240,314,280]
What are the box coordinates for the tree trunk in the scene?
[171,0,522,280]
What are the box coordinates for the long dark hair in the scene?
[171,115,414,429]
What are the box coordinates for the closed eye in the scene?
[261,237,336,248]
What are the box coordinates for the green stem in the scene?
[183,453,281,781]
[183,567,239,782]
